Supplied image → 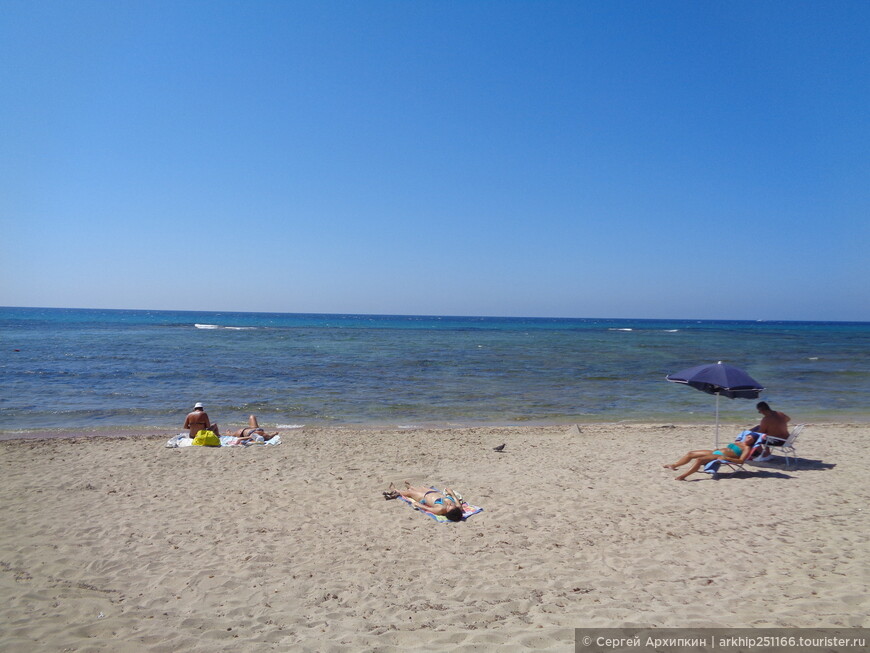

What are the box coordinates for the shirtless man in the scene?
[750,401,791,461]
[183,402,220,437]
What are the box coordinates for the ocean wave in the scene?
[276,424,305,429]
[194,324,256,330]
[609,328,633,332]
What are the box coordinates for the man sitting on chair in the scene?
[750,401,791,461]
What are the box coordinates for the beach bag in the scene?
[192,429,221,447]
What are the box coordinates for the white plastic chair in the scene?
[763,424,803,467]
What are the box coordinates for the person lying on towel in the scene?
[225,415,279,444]
[383,481,465,521]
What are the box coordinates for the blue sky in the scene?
[1,1,868,321]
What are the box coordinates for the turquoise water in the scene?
[1,307,868,431]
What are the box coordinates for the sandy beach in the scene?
[1,422,867,652]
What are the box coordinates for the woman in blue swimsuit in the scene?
[384,481,465,521]
[663,432,758,481]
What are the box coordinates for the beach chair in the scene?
[701,435,765,478]
[760,424,803,467]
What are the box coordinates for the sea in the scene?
[1,307,869,436]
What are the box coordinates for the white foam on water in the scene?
[194,323,220,329]
[609,328,633,331]
[276,424,305,429]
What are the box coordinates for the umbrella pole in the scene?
[715,392,720,449]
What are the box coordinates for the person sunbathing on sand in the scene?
[383,481,465,521]
[663,432,759,481]
[226,415,279,444]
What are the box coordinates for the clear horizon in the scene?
[3,304,869,325]
[2,2,868,322]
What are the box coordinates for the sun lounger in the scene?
[700,436,765,478]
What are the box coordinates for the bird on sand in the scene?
[493,443,506,452]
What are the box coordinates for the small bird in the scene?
[493,443,506,452]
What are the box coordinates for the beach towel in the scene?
[165,434,282,448]
[396,489,483,523]
[702,460,722,475]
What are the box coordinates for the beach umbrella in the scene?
[666,361,764,448]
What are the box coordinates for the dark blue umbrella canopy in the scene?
[666,362,764,399]
[666,361,764,447]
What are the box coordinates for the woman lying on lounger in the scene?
[383,481,465,521]
[225,415,279,444]
[663,431,759,481]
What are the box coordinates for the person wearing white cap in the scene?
[183,402,220,438]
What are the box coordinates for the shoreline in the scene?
[2,423,867,651]
[1,417,868,443]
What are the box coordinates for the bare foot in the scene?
[662,464,678,470]
[675,475,688,481]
